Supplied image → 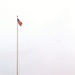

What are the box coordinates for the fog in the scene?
[0,0,75,75]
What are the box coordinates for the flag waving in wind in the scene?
[17,16,22,26]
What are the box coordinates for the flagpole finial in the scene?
[17,16,18,18]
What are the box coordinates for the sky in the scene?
[0,0,75,75]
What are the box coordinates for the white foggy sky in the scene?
[0,0,75,75]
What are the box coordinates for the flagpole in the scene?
[16,16,22,75]
[17,16,18,75]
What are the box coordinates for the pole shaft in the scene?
[17,18,18,75]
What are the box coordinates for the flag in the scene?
[17,18,22,26]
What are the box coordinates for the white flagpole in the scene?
[17,16,18,75]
